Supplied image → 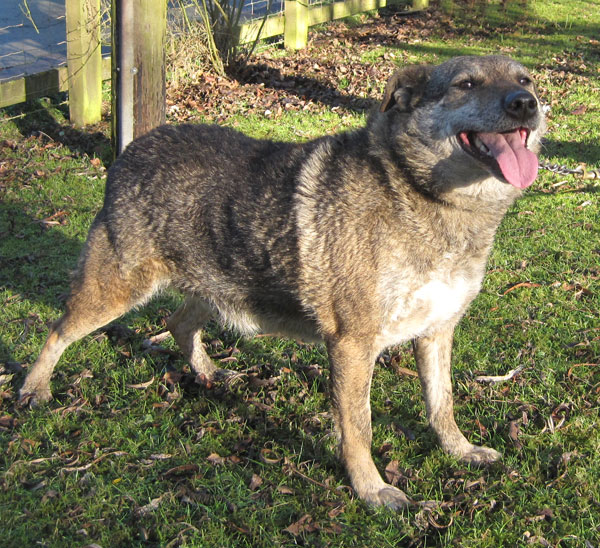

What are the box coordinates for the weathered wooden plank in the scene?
[238,14,285,44]
[66,0,103,126]
[0,58,110,109]
[309,0,388,26]
[237,0,415,45]
[284,0,309,50]
[132,0,167,137]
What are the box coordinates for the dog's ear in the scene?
[380,65,433,113]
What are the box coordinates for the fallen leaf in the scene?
[284,514,319,536]
[249,474,263,491]
[503,282,541,295]
[260,448,282,464]
[508,421,522,450]
[571,104,587,115]
[126,377,155,389]
[0,416,16,429]
[384,460,403,486]
[163,464,200,477]
[134,493,169,518]
[207,452,226,466]
[327,503,345,518]
[162,371,183,386]
[149,453,173,461]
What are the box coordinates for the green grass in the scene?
[1,1,600,546]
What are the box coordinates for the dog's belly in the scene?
[375,275,477,350]
[209,292,323,344]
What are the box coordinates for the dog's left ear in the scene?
[380,65,433,113]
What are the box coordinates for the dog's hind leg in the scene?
[414,326,502,465]
[327,337,412,509]
[166,297,224,380]
[19,222,170,405]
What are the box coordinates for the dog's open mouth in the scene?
[458,128,538,189]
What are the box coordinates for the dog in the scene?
[19,55,546,509]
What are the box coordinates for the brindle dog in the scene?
[20,55,546,509]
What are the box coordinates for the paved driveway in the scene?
[0,0,67,82]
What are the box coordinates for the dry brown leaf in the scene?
[0,416,17,429]
[249,473,263,491]
[508,420,522,450]
[384,460,402,486]
[503,282,541,295]
[134,493,169,518]
[162,371,183,386]
[126,377,155,389]
[327,504,345,519]
[260,447,282,464]
[207,452,226,466]
[164,464,200,477]
[283,514,319,536]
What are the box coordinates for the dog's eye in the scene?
[457,80,475,90]
[518,76,532,86]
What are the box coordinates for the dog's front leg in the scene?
[413,326,501,464]
[327,337,411,509]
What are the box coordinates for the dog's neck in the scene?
[366,117,522,218]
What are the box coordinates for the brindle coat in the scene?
[20,55,546,509]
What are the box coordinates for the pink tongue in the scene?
[478,130,538,188]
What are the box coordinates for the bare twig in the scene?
[474,364,526,384]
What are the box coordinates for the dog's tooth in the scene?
[473,135,491,156]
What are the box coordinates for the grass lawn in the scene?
[1,0,599,546]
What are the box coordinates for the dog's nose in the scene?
[503,90,538,121]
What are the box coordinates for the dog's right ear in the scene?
[380,65,433,113]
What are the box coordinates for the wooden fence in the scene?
[241,0,428,49]
[0,0,428,128]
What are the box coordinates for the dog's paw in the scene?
[460,444,502,466]
[18,385,52,407]
[363,484,413,510]
[195,368,245,389]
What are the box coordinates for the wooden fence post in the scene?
[284,0,309,50]
[112,0,167,156]
[132,0,167,138]
[66,0,102,127]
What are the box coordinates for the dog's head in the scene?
[373,55,546,197]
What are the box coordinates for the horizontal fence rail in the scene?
[239,0,421,47]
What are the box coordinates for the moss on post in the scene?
[66,0,102,127]
[284,0,309,50]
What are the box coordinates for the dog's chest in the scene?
[375,271,479,349]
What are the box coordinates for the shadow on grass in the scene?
[0,204,182,369]
[542,137,600,169]
[0,205,80,364]
[3,96,113,167]
[351,2,600,68]
[232,62,377,113]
